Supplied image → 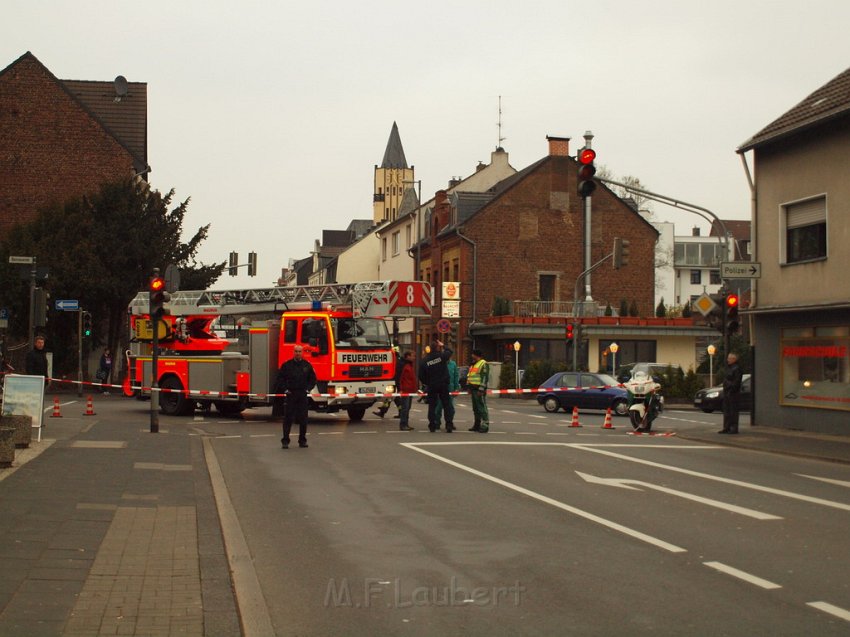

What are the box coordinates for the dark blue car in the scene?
[536,372,629,416]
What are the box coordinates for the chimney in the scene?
[546,135,570,157]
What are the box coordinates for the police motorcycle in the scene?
[624,371,664,431]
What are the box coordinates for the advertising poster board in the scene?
[2,374,45,442]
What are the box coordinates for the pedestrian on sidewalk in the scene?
[397,350,418,431]
[419,339,455,432]
[97,348,113,394]
[276,346,317,449]
[719,352,743,435]
[467,349,491,433]
[25,334,48,381]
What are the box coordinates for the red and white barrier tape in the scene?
[44,376,632,400]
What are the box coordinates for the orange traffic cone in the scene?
[569,406,583,428]
[601,407,615,430]
[50,396,63,418]
[83,395,96,416]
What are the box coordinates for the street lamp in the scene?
[707,344,716,386]
[610,342,619,375]
[513,341,521,389]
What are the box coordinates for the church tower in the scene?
[373,122,414,224]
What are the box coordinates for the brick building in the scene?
[417,136,659,368]
[0,52,147,237]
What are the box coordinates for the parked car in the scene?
[693,374,752,413]
[615,362,683,385]
[536,372,630,416]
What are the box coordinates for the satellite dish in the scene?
[114,75,128,98]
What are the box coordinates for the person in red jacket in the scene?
[397,350,418,431]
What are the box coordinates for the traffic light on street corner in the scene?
[577,147,597,198]
[725,293,740,334]
[566,323,575,341]
[149,275,170,318]
[82,311,93,337]
[247,251,257,277]
[612,237,630,269]
[228,251,238,276]
[34,288,50,327]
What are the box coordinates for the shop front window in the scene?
[781,326,850,411]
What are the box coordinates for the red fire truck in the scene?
[126,280,432,419]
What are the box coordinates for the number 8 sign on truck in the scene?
[389,281,433,316]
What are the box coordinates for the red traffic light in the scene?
[150,276,165,292]
[726,294,739,308]
[578,148,596,165]
[566,323,575,340]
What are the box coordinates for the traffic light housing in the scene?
[228,251,238,276]
[725,293,740,334]
[149,275,170,318]
[34,288,50,327]
[577,147,597,198]
[82,311,93,338]
[612,238,631,269]
[566,323,575,341]
[247,251,257,277]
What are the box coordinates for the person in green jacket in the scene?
[467,349,490,433]
[434,350,459,428]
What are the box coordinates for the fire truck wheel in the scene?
[160,377,193,416]
[346,406,367,422]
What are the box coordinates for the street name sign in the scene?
[55,299,79,311]
[721,261,761,279]
[8,256,33,264]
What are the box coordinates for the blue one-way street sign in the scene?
[55,299,79,311]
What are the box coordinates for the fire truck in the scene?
[126,280,432,419]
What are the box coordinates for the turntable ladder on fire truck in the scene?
[128,280,432,319]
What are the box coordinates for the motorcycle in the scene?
[624,372,664,431]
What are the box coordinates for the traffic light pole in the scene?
[572,250,616,371]
[77,310,83,398]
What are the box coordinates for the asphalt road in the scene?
[187,397,850,636]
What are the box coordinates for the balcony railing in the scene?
[510,300,593,317]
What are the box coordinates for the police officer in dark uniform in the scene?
[719,352,743,434]
[419,339,455,432]
[276,346,317,449]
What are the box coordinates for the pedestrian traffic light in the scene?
[82,311,93,337]
[149,275,169,318]
[577,147,597,198]
[725,293,740,334]
[247,251,257,277]
[612,238,631,269]
[566,323,574,341]
[228,251,238,276]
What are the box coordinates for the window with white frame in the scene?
[783,196,826,264]
[392,231,400,256]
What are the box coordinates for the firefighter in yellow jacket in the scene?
[467,349,490,433]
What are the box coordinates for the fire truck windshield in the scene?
[332,318,390,349]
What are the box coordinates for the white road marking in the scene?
[530,414,547,419]
[402,442,686,553]
[574,445,850,512]
[806,601,850,623]
[576,472,782,520]
[515,432,537,436]
[796,474,850,488]
[249,434,276,438]
[703,561,781,589]
[352,431,378,434]
[318,431,344,435]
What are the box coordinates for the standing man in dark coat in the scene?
[25,335,48,378]
[276,346,317,449]
[719,352,743,434]
[419,339,455,433]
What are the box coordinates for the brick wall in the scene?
[0,54,136,236]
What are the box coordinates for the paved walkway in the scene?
[0,404,239,637]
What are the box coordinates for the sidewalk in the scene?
[667,404,850,465]
[0,398,240,637]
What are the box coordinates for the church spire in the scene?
[381,121,408,169]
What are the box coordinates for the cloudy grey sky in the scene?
[5,0,850,287]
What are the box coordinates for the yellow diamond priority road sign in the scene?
[693,293,718,317]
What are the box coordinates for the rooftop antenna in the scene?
[113,75,128,103]
[497,95,506,150]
